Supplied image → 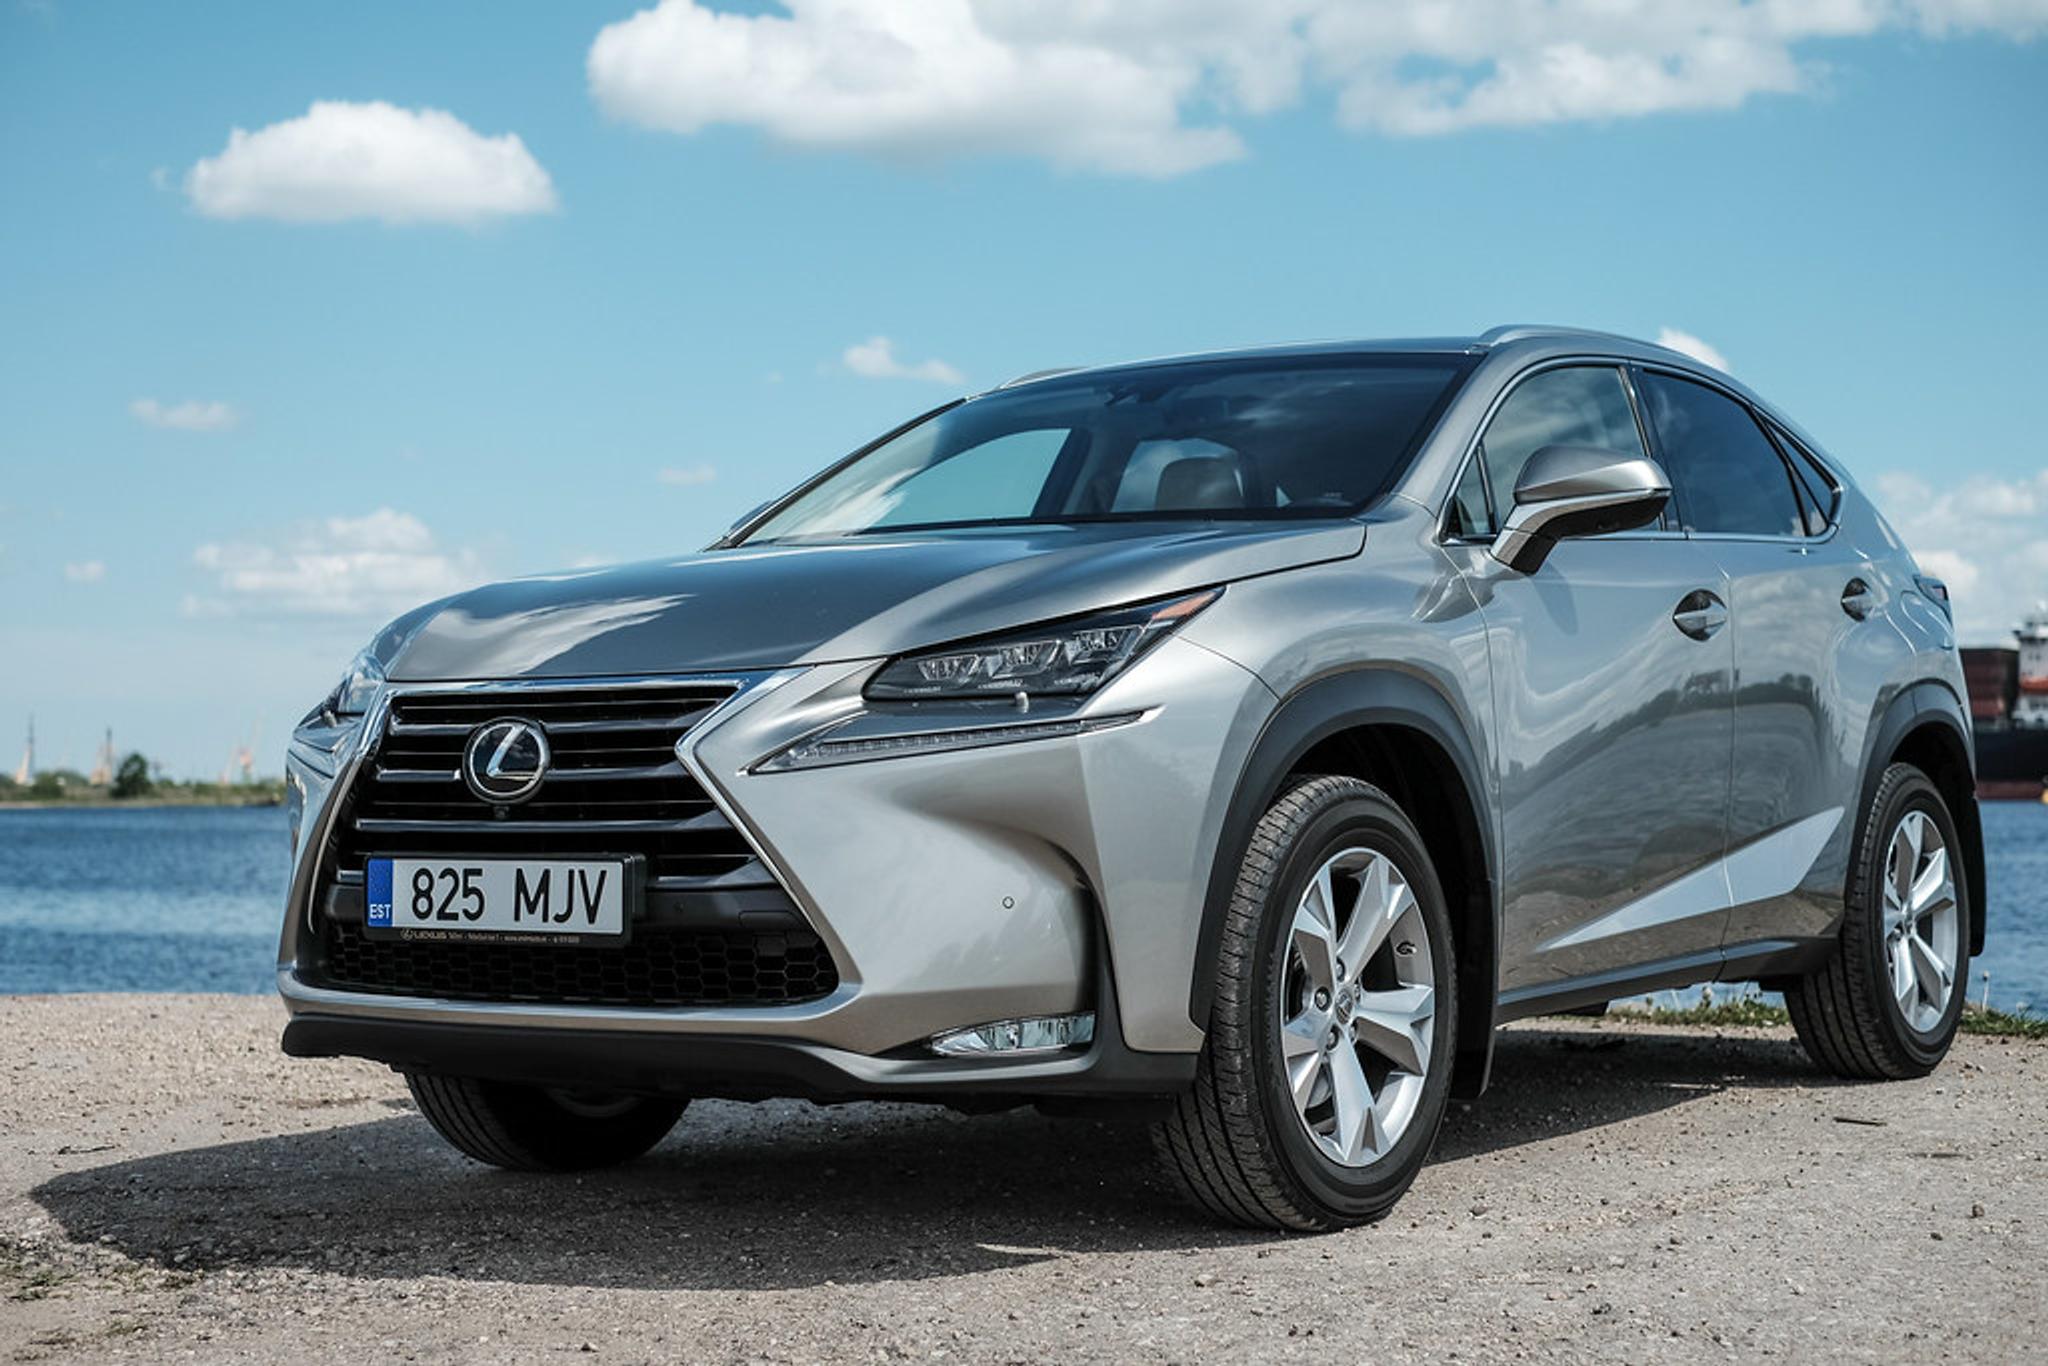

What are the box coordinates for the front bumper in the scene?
[278,636,1274,1093]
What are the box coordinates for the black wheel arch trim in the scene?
[1189,665,1500,1099]
[1858,680,1986,956]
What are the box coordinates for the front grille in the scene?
[314,920,840,1007]
[334,684,767,888]
[306,681,843,1008]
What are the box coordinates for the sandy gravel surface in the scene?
[1,995,2042,1364]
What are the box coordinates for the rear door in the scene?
[1451,363,1737,999]
[1633,369,1881,947]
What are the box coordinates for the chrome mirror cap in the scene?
[1490,444,1671,574]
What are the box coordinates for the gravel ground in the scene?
[1,995,2042,1364]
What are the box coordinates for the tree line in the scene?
[0,753,284,805]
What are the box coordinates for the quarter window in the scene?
[1770,423,1840,534]
[1637,373,1804,537]
[1476,366,1646,523]
[1445,455,1493,538]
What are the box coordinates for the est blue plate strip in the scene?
[366,858,393,928]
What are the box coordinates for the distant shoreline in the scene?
[0,796,283,811]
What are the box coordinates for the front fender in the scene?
[1189,666,1500,1098]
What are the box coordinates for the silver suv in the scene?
[280,326,1983,1229]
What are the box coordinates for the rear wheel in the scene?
[406,1072,686,1171]
[1786,763,1969,1080]
[1154,775,1458,1230]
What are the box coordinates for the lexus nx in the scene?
[279,325,1982,1229]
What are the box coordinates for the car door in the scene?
[1634,370,1898,948]
[1449,363,1736,1000]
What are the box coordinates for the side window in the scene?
[1637,373,1804,537]
[1445,456,1493,537]
[864,429,1070,528]
[1769,423,1840,534]
[1478,366,1646,523]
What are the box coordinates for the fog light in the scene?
[929,1012,1095,1058]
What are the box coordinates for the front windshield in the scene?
[741,353,1475,543]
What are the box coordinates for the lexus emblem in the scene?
[462,717,550,805]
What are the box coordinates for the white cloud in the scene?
[131,398,238,432]
[842,336,964,385]
[185,101,558,225]
[63,561,106,584]
[190,507,485,618]
[587,0,1243,177]
[1655,327,1731,373]
[657,464,718,487]
[586,1,2048,177]
[1874,468,2048,646]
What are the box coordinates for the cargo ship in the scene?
[1963,606,2048,800]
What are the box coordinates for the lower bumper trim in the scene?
[282,1013,1195,1103]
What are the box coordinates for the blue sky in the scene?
[3,1,2046,777]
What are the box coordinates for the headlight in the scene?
[864,589,1220,701]
[328,649,386,717]
[292,649,385,769]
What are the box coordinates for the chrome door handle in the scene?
[1841,578,1875,621]
[1672,589,1728,641]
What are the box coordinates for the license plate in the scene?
[365,857,628,943]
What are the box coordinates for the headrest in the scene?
[1155,455,1244,510]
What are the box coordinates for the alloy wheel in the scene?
[1882,808,1959,1034]
[1279,846,1437,1168]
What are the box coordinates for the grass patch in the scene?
[1614,997,1790,1029]
[1960,1005,2048,1040]
[1596,996,2048,1039]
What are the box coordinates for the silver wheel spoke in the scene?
[1891,814,1923,904]
[1326,1044,1375,1164]
[1281,1014,1327,1108]
[1352,983,1434,1076]
[1335,856,1410,982]
[1908,847,1953,918]
[1905,931,1951,1006]
[1290,896,1338,994]
[1891,937,1917,1011]
[1881,879,1908,934]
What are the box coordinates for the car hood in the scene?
[382,520,1365,681]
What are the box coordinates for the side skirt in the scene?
[1493,937,1834,1023]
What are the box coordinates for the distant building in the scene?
[2018,607,2048,730]
[1961,646,2017,725]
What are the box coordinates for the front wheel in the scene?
[406,1072,686,1171]
[1154,775,1458,1231]
[1786,762,1970,1080]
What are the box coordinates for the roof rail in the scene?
[996,366,1083,389]
[1477,323,1646,348]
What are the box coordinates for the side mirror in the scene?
[1490,444,1671,574]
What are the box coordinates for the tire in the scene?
[1786,762,1970,1080]
[1153,774,1459,1231]
[405,1072,686,1172]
